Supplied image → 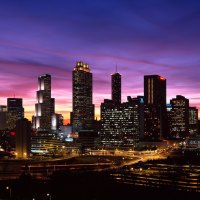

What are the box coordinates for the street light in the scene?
[6,186,11,199]
[47,193,52,200]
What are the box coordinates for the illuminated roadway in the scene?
[0,148,170,180]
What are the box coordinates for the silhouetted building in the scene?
[33,74,55,130]
[71,61,94,132]
[169,95,189,138]
[112,71,121,104]
[0,106,7,130]
[100,96,144,148]
[15,118,31,158]
[7,98,24,130]
[7,98,24,119]
[144,75,167,141]
[198,120,200,135]
[78,130,98,149]
[189,107,198,136]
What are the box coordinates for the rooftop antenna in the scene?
[116,64,118,73]
[14,93,15,98]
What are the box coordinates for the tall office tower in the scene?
[169,95,189,138]
[7,98,24,119]
[16,118,31,159]
[100,96,144,148]
[7,98,24,130]
[112,69,121,104]
[71,61,94,132]
[0,106,7,130]
[189,107,198,136]
[144,75,166,105]
[33,74,55,130]
[144,75,167,140]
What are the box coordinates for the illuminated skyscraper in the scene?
[144,75,167,140]
[0,106,7,130]
[112,69,121,104]
[7,98,24,130]
[71,61,94,132]
[189,107,198,136]
[7,98,24,119]
[33,74,55,130]
[169,95,189,138]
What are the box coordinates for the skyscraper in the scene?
[7,98,24,119]
[33,74,55,130]
[189,107,198,136]
[144,75,167,140]
[112,69,121,104]
[7,98,24,130]
[144,75,166,105]
[169,95,189,138]
[71,61,94,132]
[0,106,7,130]
[16,118,31,159]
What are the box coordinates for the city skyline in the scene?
[0,0,200,122]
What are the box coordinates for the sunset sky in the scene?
[0,0,200,123]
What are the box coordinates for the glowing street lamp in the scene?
[6,186,11,199]
[47,193,52,200]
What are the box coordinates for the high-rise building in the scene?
[189,107,198,136]
[51,113,64,130]
[15,118,31,159]
[112,70,121,104]
[169,95,189,138]
[7,98,24,119]
[144,75,166,105]
[144,75,167,140]
[100,96,144,148]
[7,98,24,130]
[71,61,94,132]
[33,74,55,130]
[0,106,7,130]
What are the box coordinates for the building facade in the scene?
[51,113,64,130]
[112,72,121,104]
[7,98,24,130]
[0,106,7,130]
[144,75,167,140]
[33,74,55,130]
[100,96,144,148]
[15,118,31,159]
[169,95,189,138]
[189,107,198,136]
[71,61,94,132]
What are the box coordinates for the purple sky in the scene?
[0,0,200,122]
